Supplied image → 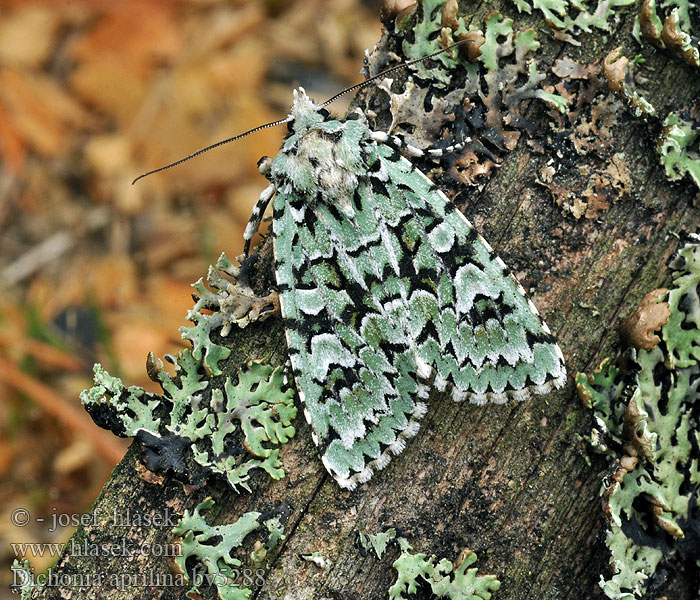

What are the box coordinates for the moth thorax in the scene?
[298,130,358,217]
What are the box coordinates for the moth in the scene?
[135,43,567,490]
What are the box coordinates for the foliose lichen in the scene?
[10,559,40,600]
[603,48,656,120]
[357,528,501,599]
[182,252,279,377]
[511,0,636,43]
[367,0,567,186]
[536,56,636,219]
[172,497,287,600]
[576,232,700,599]
[81,253,295,492]
[300,551,328,568]
[657,103,700,191]
[82,358,295,492]
[639,0,700,68]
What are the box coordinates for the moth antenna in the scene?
[132,39,467,184]
[132,117,291,184]
[319,39,468,108]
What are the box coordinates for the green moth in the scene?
[135,45,567,491]
[241,88,566,490]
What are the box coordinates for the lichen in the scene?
[658,103,700,191]
[536,57,636,219]
[81,249,294,492]
[358,528,500,599]
[358,527,399,558]
[172,497,286,600]
[511,0,636,42]
[80,362,162,437]
[639,0,700,68]
[603,48,656,120]
[190,361,297,491]
[182,253,279,377]
[619,288,670,350]
[300,551,328,568]
[370,1,567,186]
[576,232,700,598]
[10,559,40,600]
[82,358,296,492]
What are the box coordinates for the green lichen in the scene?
[358,527,398,559]
[359,529,500,600]
[512,0,636,39]
[80,363,162,437]
[402,2,566,110]
[391,545,500,600]
[81,251,294,492]
[191,361,297,491]
[576,232,700,599]
[173,497,285,600]
[82,358,295,492]
[401,0,468,83]
[10,559,40,600]
[182,252,278,376]
[374,2,566,185]
[658,108,700,191]
[664,233,700,366]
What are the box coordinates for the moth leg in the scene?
[369,130,469,160]
[243,156,276,257]
[206,253,279,332]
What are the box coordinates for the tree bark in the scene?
[35,1,700,599]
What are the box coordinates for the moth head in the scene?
[288,87,327,133]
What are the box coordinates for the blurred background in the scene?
[0,0,382,592]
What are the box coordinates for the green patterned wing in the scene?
[269,91,566,489]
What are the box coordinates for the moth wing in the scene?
[272,137,565,489]
[272,181,427,490]
[371,144,566,403]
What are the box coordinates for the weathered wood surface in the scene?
[38,1,700,599]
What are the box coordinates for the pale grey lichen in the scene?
[369,0,567,186]
[511,0,636,42]
[658,104,700,191]
[358,528,500,599]
[576,232,700,599]
[182,252,279,377]
[172,497,286,600]
[300,551,328,568]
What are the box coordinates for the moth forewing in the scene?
[263,89,565,489]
